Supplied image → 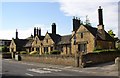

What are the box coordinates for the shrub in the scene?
[50,50,60,55]
[20,51,27,54]
[0,46,9,52]
[94,46,102,51]
[45,52,49,55]
[94,49,117,53]
[2,52,12,59]
[29,51,37,55]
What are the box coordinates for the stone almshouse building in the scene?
[9,6,115,56]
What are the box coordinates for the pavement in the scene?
[3,59,118,76]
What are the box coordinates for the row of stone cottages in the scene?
[9,6,115,58]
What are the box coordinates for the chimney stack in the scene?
[98,6,104,30]
[38,28,41,36]
[52,23,56,34]
[98,6,103,26]
[16,29,18,39]
[36,27,39,36]
[73,16,81,31]
[97,6,105,39]
[34,27,36,37]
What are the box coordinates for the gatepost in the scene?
[80,52,83,68]
[75,51,79,67]
[15,52,21,61]
[11,52,16,59]
[115,57,120,78]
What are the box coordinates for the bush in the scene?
[0,46,9,52]
[94,46,102,51]
[2,52,12,59]
[29,51,38,55]
[94,49,117,53]
[44,52,49,55]
[50,50,60,55]
[20,51,27,54]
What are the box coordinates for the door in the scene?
[78,44,87,52]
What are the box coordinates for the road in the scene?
[2,59,118,78]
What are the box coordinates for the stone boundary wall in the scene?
[83,51,120,66]
[21,55,75,66]
[21,51,120,67]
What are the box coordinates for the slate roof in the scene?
[84,25,114,41]
[58,35,71,45]
[37,36,45,40]
[24,39,33,47]
[24,35,44,48]
[13,39,28,49]
[103,31,115,41]
[48,33,61,44]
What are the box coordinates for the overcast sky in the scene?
[1,0,119,39]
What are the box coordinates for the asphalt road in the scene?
[2,59,118,78]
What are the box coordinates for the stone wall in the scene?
[83,51,120,66]
[21,55,75,66]
[21,51,120,67]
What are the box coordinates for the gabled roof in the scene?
[58,35,71,45]
[24,39,33,47]
[84,25,97,37]
[104,31,115,41]
[37,35,45,40]
[47,33,61,44]
[84,25,114,41]
[13,39,28,48]
[71,25,114,41]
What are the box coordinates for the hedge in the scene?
[50,50,61,55]
[2,52,12,59]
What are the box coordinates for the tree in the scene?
[108,30,115,38]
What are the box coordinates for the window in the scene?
[36,48,39,51]
[35,40,37,44]
[78,44,86,52]
[46,39,48,43]
[41,43,43,46]
[50,47,53,51]
[81,33,83,38]
[11,48,14,52]
[44,47,48,53]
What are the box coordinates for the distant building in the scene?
[0,39,11,52]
